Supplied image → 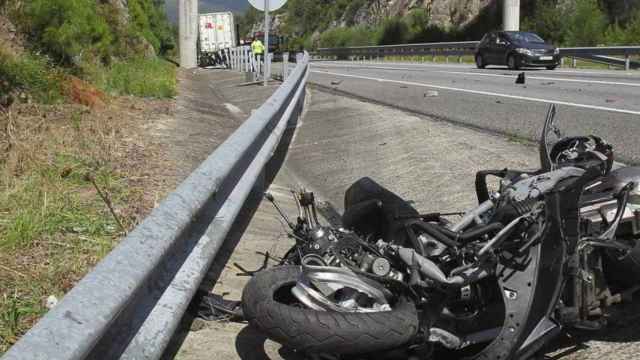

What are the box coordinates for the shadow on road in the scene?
[235,325,305,360]
[161,95,303,359]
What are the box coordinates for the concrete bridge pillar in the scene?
[503,0,520,31]
[179,0,198,68]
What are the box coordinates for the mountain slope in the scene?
[165,0,249,23]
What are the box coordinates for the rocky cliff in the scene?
[337,0,496,29]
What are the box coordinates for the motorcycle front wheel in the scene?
[242,266,420,355]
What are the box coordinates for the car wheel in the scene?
[507,55,520,70]
[546,65,557,70]
[475,54,486,69]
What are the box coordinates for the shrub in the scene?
[405,9,430,39]
[0,49,64,104]
[318,26,377,48]
[377,17,409,45]
[409,24,451,43]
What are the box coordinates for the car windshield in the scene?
[507,32,545,44]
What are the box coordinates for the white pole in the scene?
[264,0,270,86]
[503,0,520,31]
[178,0,198,68]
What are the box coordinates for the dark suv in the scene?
[475,31,560,70]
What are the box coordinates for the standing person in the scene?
[251,37,265,73]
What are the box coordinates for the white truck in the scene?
[198,12,236,67]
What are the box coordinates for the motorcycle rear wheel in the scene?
[242,266,420,355]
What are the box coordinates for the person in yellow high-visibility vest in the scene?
[251,38,265,72]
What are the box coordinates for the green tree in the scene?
[23,0,113,65]
[521,1,568,45]
[564,0,608,46]
[128,0,175,55]
[621,9,640,43]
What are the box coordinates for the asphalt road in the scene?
[174,72,640,359]
[310,61,640,164]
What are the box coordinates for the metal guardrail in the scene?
[315,42,640,70]
[1,53,310,360]
[572,54,640,70]
[316,41,478,58]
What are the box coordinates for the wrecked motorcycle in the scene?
[241,105,640,359]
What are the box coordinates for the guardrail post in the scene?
[432,54,436,62]
[257,55,262,78]
[458,56,462,63]
[238,47,242,71]
[233,48,237,70]
[246,47,252,73]
[266,53,273,81]
[625,55,631,71]
[560,57,565,68]
[283,52,289,81]
[572,57,577,68]
[242,47,246,72]
[446,56,449,63]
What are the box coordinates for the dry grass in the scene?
[0,96,175,352]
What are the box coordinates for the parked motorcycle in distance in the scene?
[241,105,640,359]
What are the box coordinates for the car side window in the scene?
[487,33,497,47]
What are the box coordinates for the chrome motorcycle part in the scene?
[372,257,391,277]
[503,167,585,203]
[301,254,326,266]
[429,327,502,350]
[450,199,496,232]
[419,234,448,257]
[392,245,491,287]
[292,265,391,313]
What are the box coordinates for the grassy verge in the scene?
[89,58,177,98]
[0,105,121,351]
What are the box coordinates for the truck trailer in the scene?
[198,12,236,67]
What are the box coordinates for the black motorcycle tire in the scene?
[242,266,420,355]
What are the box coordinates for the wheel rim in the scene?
[292,265,391,313]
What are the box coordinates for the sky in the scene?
[165,0,249,23]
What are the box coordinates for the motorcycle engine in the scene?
[299,227,403,281]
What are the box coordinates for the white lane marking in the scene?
[224,103,245,118]
[315,61,640,77]
[311,70,640,116]
[440,70,640,87]
[313,63,640,87]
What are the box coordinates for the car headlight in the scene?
[515,48,533,56]
[554,48,560,55]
